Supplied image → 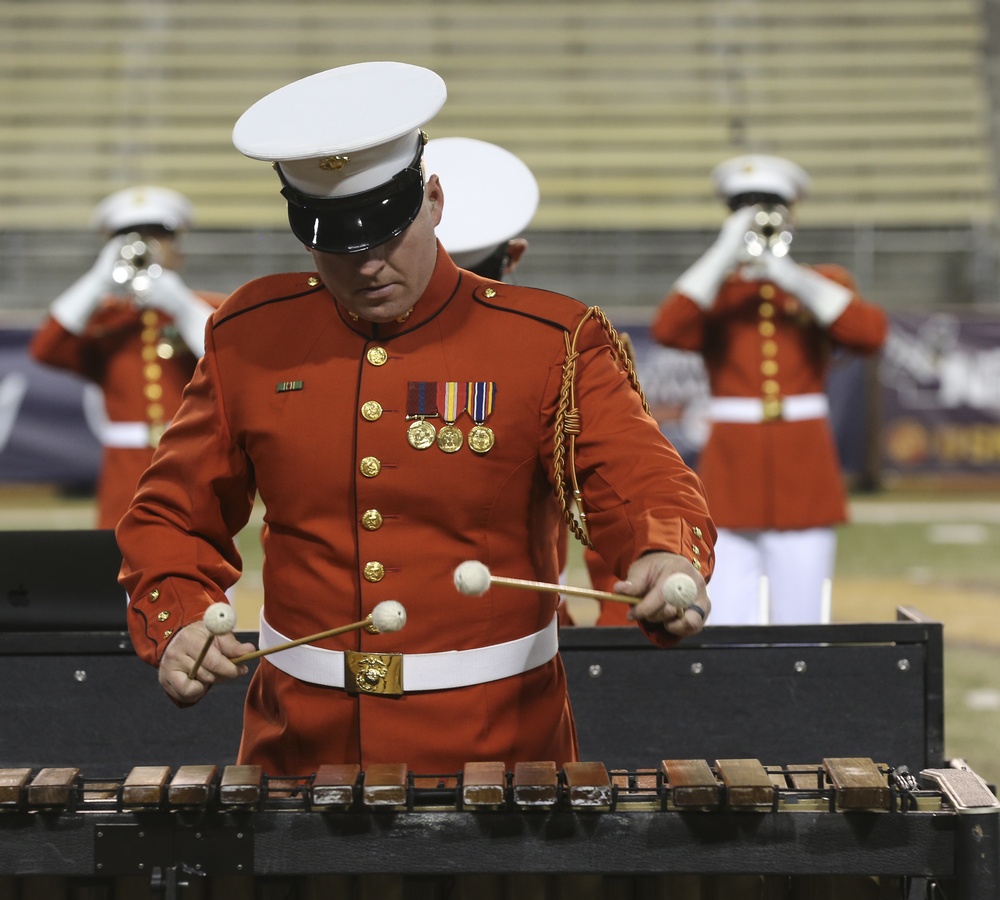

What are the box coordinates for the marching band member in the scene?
[117,62,716,775]
[31,187,224,529]
[651,155,888,625]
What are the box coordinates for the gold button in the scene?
[360,456,382,477]
[761,360,778,376]
[142,345,158,361]
[307,276,320,287]
[141,310,159,327]
[692,560,702,571]
[761,340,778,357]
[141,328,159,343]
[366,347,388,366]
[147,403,165,420]
[363,561,385,582]
[361,509,383,531]
[163,629,173,639]
[692,527,702,539]
[762,379,780,395]
[759,301,774,317]
[484,287,497,298]
[157,610,170,622]
[361,401,383,421]
[692,545,700,556]
[144,383,163,401]
[149,589,160,601]
[759,285,775,301]
[144,363,162,381]
[758,321,776,337]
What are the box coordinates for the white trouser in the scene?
[707,527,837,625]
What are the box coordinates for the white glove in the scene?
[672,206,758,310]
[49,236,128,334]
[138,269,213,357]
[759,252,852,326]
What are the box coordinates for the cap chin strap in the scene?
[553,306,649,550]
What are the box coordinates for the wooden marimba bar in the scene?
[1,758,997,897]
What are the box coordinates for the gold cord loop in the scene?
[553,307,651,550]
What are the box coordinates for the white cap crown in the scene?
[712,155,811,205]
[91,186,193,234]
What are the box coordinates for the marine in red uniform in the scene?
[117,63,716,775]
[651,155,888,625]
[31,187,224,528]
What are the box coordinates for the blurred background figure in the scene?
[650,155,889,625]
[425,135,537,280]
[30,186,226,529]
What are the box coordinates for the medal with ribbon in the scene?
[405,382,439,450]
[466,382,497,454]
[436,381,467,453]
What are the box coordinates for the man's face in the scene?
[309,176,444,324]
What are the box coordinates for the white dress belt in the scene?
[258,611,560,692]
[101,421,159,448]
[708,393,829,423]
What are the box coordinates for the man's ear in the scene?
[426,174,444,226]
[503,238,529,275]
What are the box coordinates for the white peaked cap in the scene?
[91,186,194,234]
[232,61,447,253]
[233,61,447,199]
[712,155,811,204]
[425,136,540,269]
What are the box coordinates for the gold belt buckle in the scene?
[762,397,783,422]
[344,651,403,696]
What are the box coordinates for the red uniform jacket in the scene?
[118,247,715,774]
[651,265,888,530]
[31,293,224,529]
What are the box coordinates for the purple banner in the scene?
[1,310,996,488]
[0,329,102,486]
[879,310,1000,475]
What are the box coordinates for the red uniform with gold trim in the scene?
[118,246,715,774]
[651,265,887,529]
[31,294,224,529]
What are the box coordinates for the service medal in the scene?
[436,424,464,453]
[406,382,440,450]
[468,424,495,454]
[407,418,437,450]
[467,382,497,455]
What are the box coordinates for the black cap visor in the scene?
[280,162,425,254]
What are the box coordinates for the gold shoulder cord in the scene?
[553,306,651,550]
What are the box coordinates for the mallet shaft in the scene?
[231,615,375,664]
[488,575,639,606]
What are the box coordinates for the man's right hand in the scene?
[672,206,758,310]
[158,622,256,705]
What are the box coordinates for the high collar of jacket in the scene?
[332,241,463,341]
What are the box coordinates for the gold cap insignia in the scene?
[319,156,350,171]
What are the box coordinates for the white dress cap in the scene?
[425,137,540,269]
[711,155,811,205]
[233,61,447,199]
[91,186,194,234]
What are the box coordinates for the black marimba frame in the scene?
[0,764,997,900]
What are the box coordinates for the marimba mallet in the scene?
[230,600,407,665]
[453,560,698,610]
[188,602,239,679]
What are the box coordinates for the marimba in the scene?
[1,758,997,898]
